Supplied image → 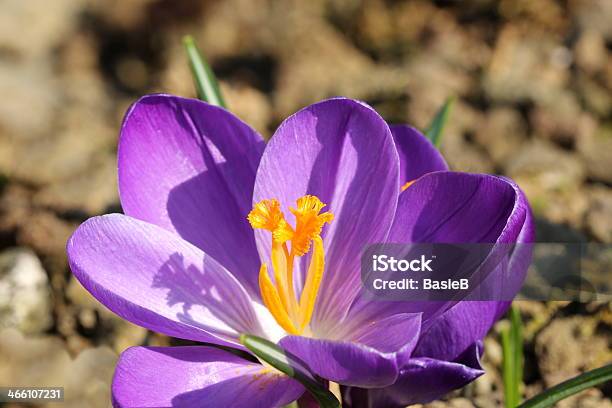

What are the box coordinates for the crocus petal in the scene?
[389,172,524,244]
[414,194,535,362]
[493,190,535,319]
[253,98,399,330]
[390,125,448,184]
[350,343,484,408]
[118,94,265,295]
[344,313,421,355]
[347,172,531,329]
[280,337,396,388]
[67,214,265,346]
[412,301,497,362]
[112,346,304,408]
[280,313,420,388]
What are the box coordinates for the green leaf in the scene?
[182,35,227,107]
[518,363,612,408]
[502,305,523,407]
[240,334,341,408]
[424,96,455,147]
[501,328,516,407]
[510,306,524,403]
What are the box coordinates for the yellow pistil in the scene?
[247,195,332,335]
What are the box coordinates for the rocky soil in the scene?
[0,0,610,407]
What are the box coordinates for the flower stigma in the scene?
[248,195,333,335]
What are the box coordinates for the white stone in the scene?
[0,248,52,334]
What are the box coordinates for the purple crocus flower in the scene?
[67,95,533,408]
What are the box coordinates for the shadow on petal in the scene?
[152,252,267,341]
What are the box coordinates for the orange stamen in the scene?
[248,195,333,335]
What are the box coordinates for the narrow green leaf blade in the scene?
[510,306,524,404]
[240,334,340,408]
[182,35,226,107]
[502,305,525,408]
[502,327,517,408]
[518,364,612,408]
[424,96,455,147]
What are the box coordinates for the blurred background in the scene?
[0,0,610,407]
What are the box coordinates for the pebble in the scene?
[0,249,52,334]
